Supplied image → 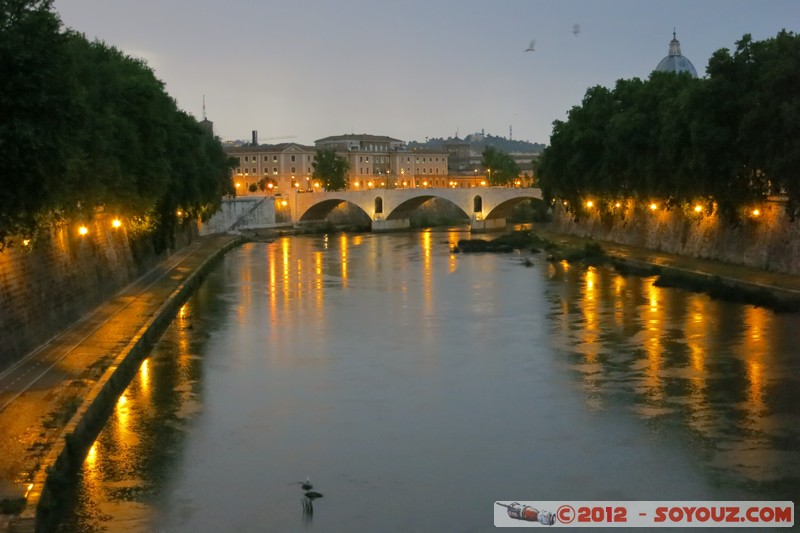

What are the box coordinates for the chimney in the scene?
[252,130,258,146]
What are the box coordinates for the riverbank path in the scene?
[536,227,800,295]
[0,234,240,511]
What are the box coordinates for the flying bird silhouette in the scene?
[572,24,581,37]
[524,39,536,52]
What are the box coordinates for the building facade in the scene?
[228,133,460,195]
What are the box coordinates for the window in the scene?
[291,167,296,173]
[273,167,278,174]
[244,156,249,162]
[291,155,296,162]
[273,155,278,162]
[264,156,269,161]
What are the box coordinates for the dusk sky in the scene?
[52,0,798,146]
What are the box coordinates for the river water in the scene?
[54,230,799,532]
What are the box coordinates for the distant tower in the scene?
[654,30,698,77]
[509,125,512,140]
[199,95,214,135]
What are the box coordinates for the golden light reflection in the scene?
[742,306,771,421]
[282,238,292,302]
[580,268,599,363]
[448,231,459,273]
[613,275,625,327]
[746,361,765,415]
[340,234,349,286]
[269,244,277,316]
[422,230,433,313]
[642,278,665,403]
[682,294,710,435]
[576,267,602,408]
[114,392,135,448]
[86,442,97,467]
[139,358,150,395]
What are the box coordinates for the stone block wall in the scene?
[548,198,800,275]
[0,215,192,370]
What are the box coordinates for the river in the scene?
[53,230,800,532]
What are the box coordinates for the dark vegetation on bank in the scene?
[453,230,800,313]
[1,0,234,252]
[536,30,800,224]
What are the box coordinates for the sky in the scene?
[52,0,799,146]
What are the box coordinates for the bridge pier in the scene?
[469,216,506,232]
[372,219,411,232]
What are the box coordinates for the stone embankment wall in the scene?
[547,198,800,275]
[0,216,194,370]
[199,196,282,235]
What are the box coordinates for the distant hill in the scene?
[408,132,545,153]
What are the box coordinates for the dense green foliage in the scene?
[0,0,234,248]
[537,31,800,222]
[481,146,520,186]
[312,148,350,191]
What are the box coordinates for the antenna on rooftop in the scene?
[202,95,207,121]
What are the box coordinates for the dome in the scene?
[654,31,698,77]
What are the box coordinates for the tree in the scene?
[312,148,350,191]
[481,146,519,186]
[0,0,73,244]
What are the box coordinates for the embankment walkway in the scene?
[537,226,800,296]
[0,234,240,532]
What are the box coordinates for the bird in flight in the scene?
[524,39,536,52]
[572,24,581,37]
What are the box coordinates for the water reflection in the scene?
[55,233,800,532]
[546,261,800,495]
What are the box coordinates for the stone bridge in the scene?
[290,187,542,231]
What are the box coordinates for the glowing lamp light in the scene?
[78,225,88,236]
[752,209,761,217]
[615,202,621,208]
[23,239,31,246]
[480,181,486,186]
[694,205,702,213]
[267,183,274,189]
[112,218,122,228]
[235,182,241,189]
[280,200,288,206]
[176,210,183,217]
[423,181,428,187]
[585,200,594,208]
[649,203,658,211]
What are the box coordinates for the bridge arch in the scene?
[484,197,540,220]
[297,198,370,223]
[385,195,468,221]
